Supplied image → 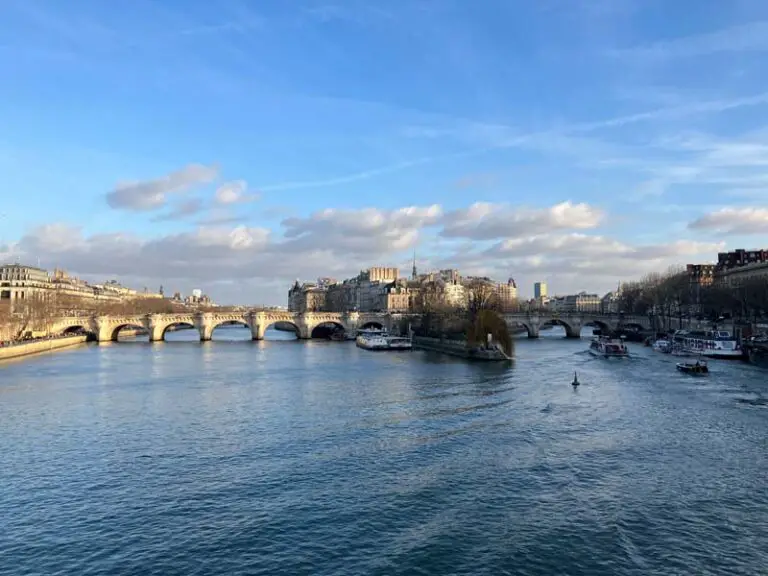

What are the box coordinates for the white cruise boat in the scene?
[589,335,629,358]
[671,329,743,359]
[355,328,412,351]
[356,328,389,350]
[384,335,412,350]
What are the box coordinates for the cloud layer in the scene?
[689,207,768,235]
[2,200,727,304]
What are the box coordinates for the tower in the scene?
[411,250,418,280]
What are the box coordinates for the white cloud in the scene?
[151,198,204,221]
[440,201,604,240]
[106,164,218,211]
[214,180,258,204]
[689,207,768,234]
[281,204,443,255]
[5,200,734,304]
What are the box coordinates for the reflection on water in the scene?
[1,326,766,576]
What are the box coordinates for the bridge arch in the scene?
[109,322,147,341]
[210,319,251,341]
[310,321,346,339]
[161,321,198,341]
[583,319,611,335]
[60,324,89,335]
[261,319,301,339]
[541,318,580,338]
[359,321,385,331]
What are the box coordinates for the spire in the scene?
[411,250,417,280]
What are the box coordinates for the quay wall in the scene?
[0,335,89,362]
[412,336,511,361]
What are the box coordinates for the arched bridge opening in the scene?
[61,325,97,341]
[541,319,580,339]
[212,320,251,342]
[311,321,346,339]
[359,321,385,331]
[583,320,611,337]
[111,324,149,342]
[162,322,198,341]
[264,321,299,340]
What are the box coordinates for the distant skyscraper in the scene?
[534,282,547,299]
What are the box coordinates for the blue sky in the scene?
[2,0,768,304]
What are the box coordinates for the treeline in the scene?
[618,266,768,323]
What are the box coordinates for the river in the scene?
[1,326,766,575]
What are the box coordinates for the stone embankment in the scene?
[412,336,512,361]
[0,335,89,362]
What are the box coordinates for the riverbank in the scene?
[412,336,512,361]
[0,335,89,362]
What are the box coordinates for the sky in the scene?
[1,0,768,305]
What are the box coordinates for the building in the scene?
[1,263,164,308]
[687,264,715,287]
[288,281,327,312]
[562,292,600,313]
[442,281,467,308]
[711,248,768,287]
[717,261,768,287]
[192,289,203,299]
[600,284,623,314]
[534,282,547,300]
[495,278,519,312]
[367,267,399,282]
[717,249,768,270]
[0,264,51,303]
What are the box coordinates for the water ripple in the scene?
[1,327,766,575]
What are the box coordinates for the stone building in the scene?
[495,278,519,312]
[288,281,327,312]
[562,291,601,313]
[0,264,51,303]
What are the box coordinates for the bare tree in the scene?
[464,278,499,317]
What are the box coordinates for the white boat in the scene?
[356,329,389,350]
[652,339,672,353]
[671,329,743,359]
[355,328,412,351]
[385,336,412,350]
[589,335,629,358]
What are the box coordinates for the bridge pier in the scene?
[526,324,540,339]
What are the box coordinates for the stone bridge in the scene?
[503,312,652,339]
[49,311,394,343]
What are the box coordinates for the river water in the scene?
[1,326,767,576]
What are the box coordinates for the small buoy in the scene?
[572,371,580,386]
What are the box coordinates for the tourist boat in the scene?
[384,335,412,350]
[355,329,412,351]
[676,360,709,375]
[652,339,672,353]
[588,335,629,358]
[671,329,743,359]
[356,329,389,350]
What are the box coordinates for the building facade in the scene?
[534,282,547,300]
[561,292,601,313]
[288,281,327,312]
[0,264,51,302]
[495,278,519,312]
